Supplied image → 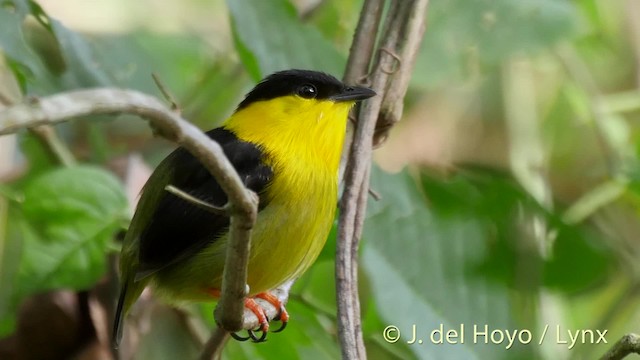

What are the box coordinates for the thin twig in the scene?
[343,0,385,85]
[368,188,381,201]
[337,1,429,359]
[164,185,230,216]
[152,73,180,112]
[29,125,77,167]
[0,88,258,358]
[599,333,640,360]
[199,328,229,360]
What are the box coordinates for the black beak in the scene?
[330,86,376,102]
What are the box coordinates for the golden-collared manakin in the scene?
[112,69,375,345]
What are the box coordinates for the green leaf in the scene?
[47,18,115,88]
[0,0,35,67]
[542,223,612,293]
[413,0,577,88]
[17,166,128,295]
[363,166,534,359]
[226,0,345,80]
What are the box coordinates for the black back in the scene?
[136,128,272,275]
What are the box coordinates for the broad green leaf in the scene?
[226,0,345,80]
[0,0,63,94]
[46,17,114,89]
[542,223,613,293]
[0,0,40,77]
[306,0,362,53]
[17,166,128,295]
[363,166,534,359]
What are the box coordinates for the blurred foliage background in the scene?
[0,0,639,359]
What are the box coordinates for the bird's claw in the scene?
[248,326,268,342]
[269,304,288,333]
[228,292,289,342]
[272,320,287,333]
[231,322,268,343]
[230,331,251,342]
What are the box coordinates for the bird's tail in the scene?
[112,281,128,349]
[112,276,146,349]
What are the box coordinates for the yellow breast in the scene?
[151,96,353,300]
[224,95,352,294]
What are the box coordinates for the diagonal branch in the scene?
[600,333,640,360]
[0,88,261,356]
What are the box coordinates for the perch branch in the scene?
[0,88,260,358]
[200,281,292,360]
[337,1,429,359]
[600,333,640,360]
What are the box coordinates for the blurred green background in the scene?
[1,0,639,359]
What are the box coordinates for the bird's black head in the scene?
[236,69,375,111]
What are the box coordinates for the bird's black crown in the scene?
[236,69,346,110]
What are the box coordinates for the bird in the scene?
[112,69,376,346]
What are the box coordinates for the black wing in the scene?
[136,128,272,277]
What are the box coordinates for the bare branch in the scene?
[600,333,640,360]
[343,0,385,84]
[337,1,429,359]
[0,88,258,357]
[152,73,180,112]
[375,0,429,147]
[199,328,229,360]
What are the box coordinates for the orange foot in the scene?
[224,292,289,343]
[255,292,289,333]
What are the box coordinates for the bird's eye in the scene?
[297,84,317,99]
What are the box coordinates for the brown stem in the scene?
[337,1,429,359]
[599,334,640,360]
